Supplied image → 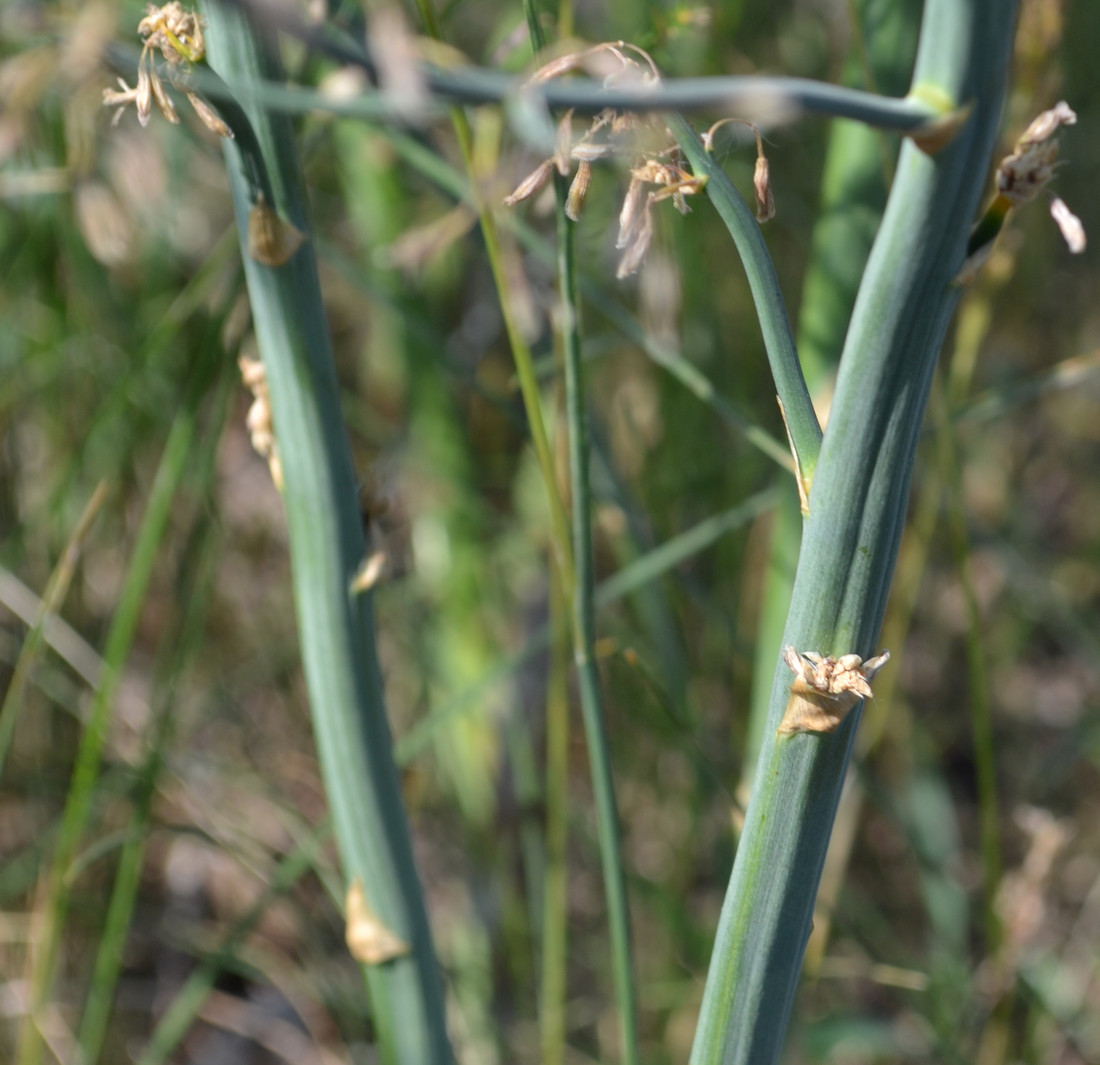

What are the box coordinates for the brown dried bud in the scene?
[248,196,307,266]
[148,67,179,124]
[616,196,653,278]
[617,175,646,249]
[996,101,1077,208]
[753,154,775,223]
[778,646,889,735]
[503,158,554,208]
[135,60,153,126]
[565,158,593,222]
[345,877,410,965]
[186,91,233,138]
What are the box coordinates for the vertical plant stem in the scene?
[201,5,451,1063]
[689,1,1018,1062]
[525,6,640,1061]
[557,163,641,1065]
[540,578,570,1065]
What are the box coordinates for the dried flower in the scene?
[704,117,775,223]
[102,4,232,139]
[778,646,890,735]
[996,100,1076,208]
[502,42,703,278]
[503,158,555,208]
[959,100,1084,283]
[615,197,653,279]
[564,158,593,221]
[617,174,647,248]
[753,154,774,223]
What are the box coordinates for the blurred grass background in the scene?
[2,0,1100,1062]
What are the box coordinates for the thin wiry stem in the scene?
[522,4,641,1060]
[217,0,945,130]
[667,113,822,485]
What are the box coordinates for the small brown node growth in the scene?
[778,645,890,735]
[247,195,307,266]
[345,877,411,965]
[238,354,283,490]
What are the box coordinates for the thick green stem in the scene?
[690,2,1018,1062]
[201,5,451,1063]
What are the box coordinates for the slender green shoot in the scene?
[667,114,821,488]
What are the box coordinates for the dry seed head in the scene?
[754,154,775,222]
[138,3,206,65]
[565,158,593,221]
[778,646,890,735]
[103,4,232,138]
[503,158,555,207]
[996,101,1076,208]
[615,196,654,278]
[617,175,647,248]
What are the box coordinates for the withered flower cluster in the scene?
[503,43,710,279]
[778,646,890,735]
[995,101,1084,254]
[102,3,231,138]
